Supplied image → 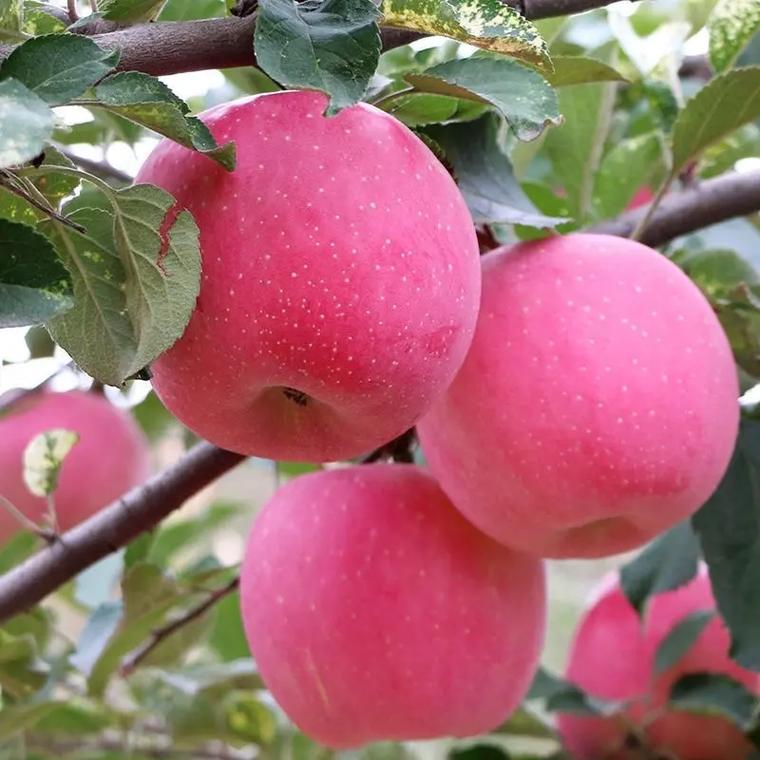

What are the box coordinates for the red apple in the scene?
[136,91,480,462]
[0,390,149,542]
[557,569,759,759]
[417,233,738,558]
[627,186,655,211]
[239,464,546,747]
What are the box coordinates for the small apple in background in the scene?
[557,569,759,760]
[0,390,150,543]
[239,464,546,748]
[417,233,738,559]
[136,90,481,463]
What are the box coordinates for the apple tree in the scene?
[1,0,760,758]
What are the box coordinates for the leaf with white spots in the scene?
[709,0,760,73]
[0,34,119,106]
[44,187,201,386]
[22,428,79,498]
[255,0,381,115]
[0,218,74,327]
[93,72,235,171]
[0,77,53,168]
[0,0,24,41]
[672,66,760,174]
[406,57,561,142]
[425,113,569,228]
[381,0,549,66]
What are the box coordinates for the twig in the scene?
[0,174,86,232]
[67,0,79,22]
[0,442,245,623]
[120,575,240,677]
[630,173,674,242]
[592,168,760,247]
[90,0,98,10]
[57,148,133,185]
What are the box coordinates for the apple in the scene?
[557,569,759,759]
[0,390,150,542]
[239,464,546,747]
[627,186,655,211]
[417,233,738,558]
[136,90,480,462]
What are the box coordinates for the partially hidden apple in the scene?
[557,569,759,760]
[0,390,150,543]
[417,233,738,558]
[239,464,546,747]
[136,90,481,462]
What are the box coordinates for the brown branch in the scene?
[0,442,245,623]
[592,169,760,247]
[58,148,133,184]
[0,0,641,77]
[120,575,240,677]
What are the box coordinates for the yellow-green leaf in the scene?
[22,428,79,497]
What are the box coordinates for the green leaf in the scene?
[99,0,168,21]
[0,77,53,168]
[669,673,757,728]
[70,601,123,676]
[159,0,226,19]
[709,0,760,73]
[0,218,73,327]
[0,701,59,741]
[593,131,665,219]
[493,705,555,739]
[527,667,625,716]
[93,72,235,170]
[0,532,37,575]
[380,93,461,127]
[45,186,201,386]
[0,0,24,39]
[543,55,628,87]
[672,66,760,174]
[692,418,760,670]
[407,58,560,142]
[449,746,508,760]
[544,79,618,222]
[223,691,278,744]
[425,113,569,228]
[209,591,250,662]
[254,0,381,115]
[0,34,119,105]
[132,390,175,442]
[620,522,701,615]
[22,428,79,497]
[654,610,715,674]
[33,702,112,735]
[381,0,549,66]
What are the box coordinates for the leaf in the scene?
[672,66,760,174]
[527,666,625,716]
[209,591,250,662]
[0,34,119,105]
[0,0,23,39]
[692,418,760,670]
[45,187,201,386]
[22,428,79,497]
[0,532,37,575]
[69,601,123,676]
[654,610,715,674]
[380,0,549,66]
[544,80,617,221]
[93,72,235,170]
[75,553,124,609]
[0,701,59,741]
[425,113,568,228]
[380,93,462,127]
[33,702,112,735]
[493,705,555,739]
[709,0,760,73]
[593,132,666,219]
[0,218,73,327]
[449,746,508,760]
[543,55,628,87]
[99,0,168,21]
[407,57,560,142]
[254,0,381,115]
[669,673,757,728]
[0,77,53,168]
[620,522,701,615]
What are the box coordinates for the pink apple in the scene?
[239,464,546,747]
[557,569,759,759]
[0,390,150,542]
[136,91,480,462]
[417,233,738,558]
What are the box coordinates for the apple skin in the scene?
[239,464,546,748]
[557,569,759,760]
[627,186,655,210]
[0,390,150,542]
[136,90,480,462]
[417,234,738,558]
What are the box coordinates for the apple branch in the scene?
[592,169,760,247]
[0,442,245,623]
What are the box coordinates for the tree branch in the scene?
[592,169,760,247]
[120,575,240,677]
[0,0,640,77]
[0,442,245,623]
[58,148,133,184]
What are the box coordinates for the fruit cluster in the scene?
[0,91,749,758]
